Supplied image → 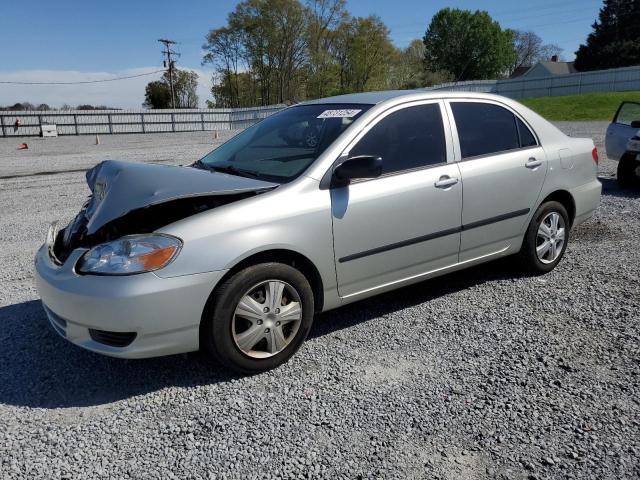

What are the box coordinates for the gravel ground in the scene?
[0,124,638,479]
[0,130,237,178]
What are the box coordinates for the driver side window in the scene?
[349,103,447,175]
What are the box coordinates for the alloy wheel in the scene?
[536,212,566,264]
[232,280,303,359]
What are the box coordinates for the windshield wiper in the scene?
[191,159,208,170]
[208,164,262,179]
[191,160,260,178]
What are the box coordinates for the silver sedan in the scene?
[35,91,601,373]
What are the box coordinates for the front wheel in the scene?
[519,201,569,274]
[201,262,315,374]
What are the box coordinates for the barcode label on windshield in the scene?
[317,109,362,119]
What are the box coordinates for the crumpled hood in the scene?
[83,160,277,234]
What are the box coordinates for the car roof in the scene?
[300,89,510,106]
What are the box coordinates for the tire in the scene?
[519,201,570,274]
[201,262,315,374]
[617,155,640,189]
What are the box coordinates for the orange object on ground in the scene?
[18,143,28,150]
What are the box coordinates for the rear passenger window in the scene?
[517,117,538,147]
[350,104,446,174]
[451,102,520,158]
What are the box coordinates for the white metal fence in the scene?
[0,105,285,137]
[429,65,640,99]
[4,65,638,137]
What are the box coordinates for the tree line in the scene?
[198,1,557,108]
[5,1,638,111]
[0,102,115,111]
[141,0,640,109]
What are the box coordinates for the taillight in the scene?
[592,147,599,164]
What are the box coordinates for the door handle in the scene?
[434,176,459,188]
[525,157,542,169]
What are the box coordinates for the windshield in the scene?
[196,103,372,183]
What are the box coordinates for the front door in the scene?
[330,101,463,298]
[606,102,640,160]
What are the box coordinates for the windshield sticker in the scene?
[317,109,362,119]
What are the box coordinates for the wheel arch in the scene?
[214,249,325,313]
[539,190,576,226]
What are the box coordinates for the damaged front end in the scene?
[51,160,277,265]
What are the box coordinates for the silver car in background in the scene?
[605,101,640,187]
[35,91,601,373]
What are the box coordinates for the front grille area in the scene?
[53,208,89,264]
[89,329,137,348]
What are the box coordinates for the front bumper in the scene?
[34,244,226,359]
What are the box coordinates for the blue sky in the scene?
[0,0,603,107]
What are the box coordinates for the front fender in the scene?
[155,178,338,297]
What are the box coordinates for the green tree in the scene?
[203,27,245,107]
[204,0,311,106]
[203,0,433,106]
[333,15,395,93]
[423,8,516,81]
[305,0,348,98]
[387,39,427,89]
[228,0,309,104]
[172,69,199,108]
[574,0,640,71]
[144,80,171,108]
[209,71,260,108]
[143,70,199,108]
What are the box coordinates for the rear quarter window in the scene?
[516,117,538,147]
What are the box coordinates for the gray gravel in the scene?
[0,124,638,479]
[0,130,237,178]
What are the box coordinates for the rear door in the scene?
[330,101,462,298]
[447,100,547,262]
[606,102,640,160]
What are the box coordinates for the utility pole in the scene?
[158,38,178,108]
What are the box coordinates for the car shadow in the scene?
[0,259,526,409]
[599,176,640,198]
[309,258,526,340]
[0,300,241,409]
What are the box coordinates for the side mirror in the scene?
[333,155,382,185]
[630,120,640,129]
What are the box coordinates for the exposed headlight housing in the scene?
[77,234,182,275]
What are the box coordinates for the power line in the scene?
[0,70,164,85]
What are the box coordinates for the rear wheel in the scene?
[519,201,569,274]
[201,262,314,374]
[617,155,640,189]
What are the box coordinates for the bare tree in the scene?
[511,30,563,74]
[306,0,347,97]
[203,27,245,107]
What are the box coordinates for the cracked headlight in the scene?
[77,234,182,275]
